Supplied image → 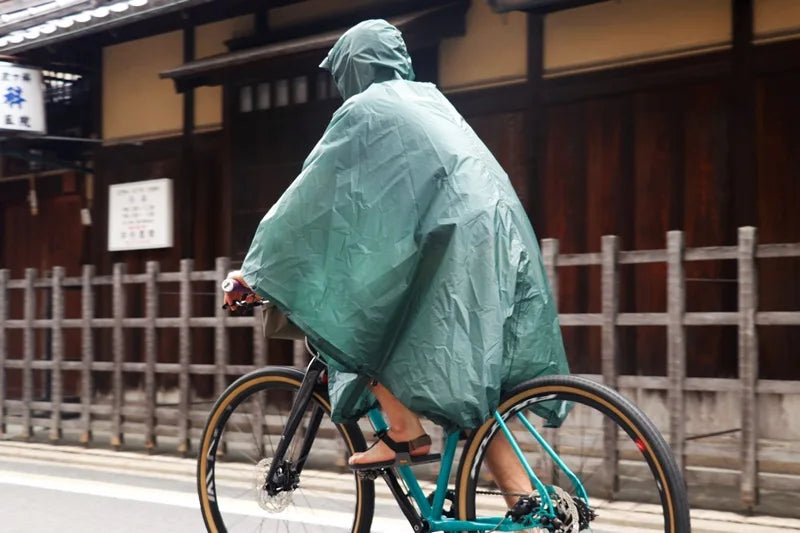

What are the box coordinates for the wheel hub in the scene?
[255,457,297,512]
[522,486,581,533]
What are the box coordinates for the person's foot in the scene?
[348,428,432,466]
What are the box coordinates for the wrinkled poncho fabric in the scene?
[242,19,570,431]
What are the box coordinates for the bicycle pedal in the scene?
[395,453,441,467]
[356,469,381,480]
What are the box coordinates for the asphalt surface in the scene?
[0,456,412,532]
[1,442,799,533]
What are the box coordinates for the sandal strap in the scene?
[375,429,432,453]
[407,433,432,452]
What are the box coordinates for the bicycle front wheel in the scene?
[197,366,374,533]
[455,375,690,532]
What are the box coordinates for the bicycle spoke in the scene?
[229,485,254,500]
[198,370,370,533]
[227,411,262,465]
[225,511,250,532]
[459,376,688,533]
[295,489,315,514]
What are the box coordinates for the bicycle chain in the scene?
[475,487,588,532]
[475,489,529,497]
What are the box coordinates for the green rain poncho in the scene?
[242,19,569,431]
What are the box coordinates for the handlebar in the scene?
[221,278,264,311]
[222,298,265,311]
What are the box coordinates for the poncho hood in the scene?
[319,19,415,100]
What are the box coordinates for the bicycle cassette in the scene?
[534,486,580,533]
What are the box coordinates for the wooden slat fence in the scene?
[540,226,800,511]
[0,226,798,512]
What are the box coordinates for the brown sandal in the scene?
[349,429,441,470]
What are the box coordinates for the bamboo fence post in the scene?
[252,311,266,455]
[214,258,230,400]
[80,265,95,444]
[178,258,193,455]
[144,261,159,451]
[111,262,126,448]
[540,238,559,485]
[738,226,759,508]
[214,258,231,455]
[49,266,65,441]
[0,269,7,437]
[667,231,687,474]
[22,268,35,439]
[601,235,620,493]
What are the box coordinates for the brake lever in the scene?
[221,278,264,311]
[222,299,265,311]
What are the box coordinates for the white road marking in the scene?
[0,470,409,532]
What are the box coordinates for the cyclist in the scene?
[224,18,569,509]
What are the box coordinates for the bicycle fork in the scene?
[263,355,327,494]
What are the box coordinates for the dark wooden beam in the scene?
[182,25,195,137]
[227,0,439,50]
[489,0,605,14]
[729,0,756,229]
[541,50,731,104]
[446,82,529,117]
[162,1,469,92]
[527,12,544,225]
[753,37,800,74]
[181,23,195,259]
[220,83,234,257]
[89,48,103,139]
[254,6,268,36]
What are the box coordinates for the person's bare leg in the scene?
[484,435,533,509]
[348,382,431,466]
[485,436,537,532]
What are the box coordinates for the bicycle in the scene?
[197,298,691,532]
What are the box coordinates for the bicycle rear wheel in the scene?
[197,366,374,533]
[455,375,690,532]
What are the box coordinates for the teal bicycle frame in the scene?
[367,408,589,532]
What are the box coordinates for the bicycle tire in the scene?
[455,374,691,532]
[197,366,375,533]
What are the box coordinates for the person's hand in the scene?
[223,270,260,310]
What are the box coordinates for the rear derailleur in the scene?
[508,486,596,532]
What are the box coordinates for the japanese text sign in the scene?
[108,178,174,251]
[0,62,45,134]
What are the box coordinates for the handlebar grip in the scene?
[221,278,246,293]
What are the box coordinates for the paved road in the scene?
[0,453,417,533]
[0,455,631,533]
[1,442,799,533]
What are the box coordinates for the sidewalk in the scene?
[1,440,799,532]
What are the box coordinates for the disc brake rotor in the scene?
[255,458,292,512]
[551,486,580,532]
[528,486,580,533]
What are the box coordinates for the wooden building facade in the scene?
[0,0,799,400]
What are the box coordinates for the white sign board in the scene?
[108,178,173,251]
[0,62,45,134]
